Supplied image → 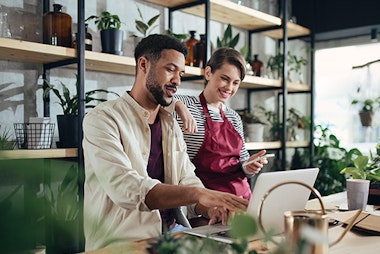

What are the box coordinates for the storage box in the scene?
[14,123,55,149]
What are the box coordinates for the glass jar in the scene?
[185,30,199,66]
[73,23,93,51]
[0,11,12,38]
[193,34,206,68]
[43,4,72,47]
[251,54,264,77]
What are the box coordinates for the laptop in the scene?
[184,168,320,244]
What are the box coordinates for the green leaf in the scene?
[147,14,160,27]
[354,155,369,170]
[224,24,232,41]
[229,212,258,239]
[136,20,149,36]
[229,33,240,48]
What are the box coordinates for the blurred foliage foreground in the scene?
[0,158,81,253]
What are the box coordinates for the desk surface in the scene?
[82,192,380,254]
[82,225,380,254]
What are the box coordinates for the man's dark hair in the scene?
[134,34,188,64]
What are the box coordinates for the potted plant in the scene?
[131,4,160,47]
[351,96,380,126]
[86,11,124,55]
[287,52,308,83]
[44,165,80,253]
[0,126,16,150]
[245,106,268,142]
[216,24,240,49]
[43,75,119,148]
[286,107,310,141]
[340,140,380,205]
[133,4,160,38]
[267,52,284,80]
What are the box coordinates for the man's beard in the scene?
[146,70,173,107]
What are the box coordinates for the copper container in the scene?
[258,181,362,254]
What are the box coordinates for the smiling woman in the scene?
[174,47,269,201]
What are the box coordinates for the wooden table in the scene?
[80,224,380,254]
[82,192,380,254]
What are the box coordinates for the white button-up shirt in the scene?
[83,92,203,251]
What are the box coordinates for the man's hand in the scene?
[207,207,229,225]
[175,100,197,133]
[195,188,248,225]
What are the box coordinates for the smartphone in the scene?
[243,153,275,167]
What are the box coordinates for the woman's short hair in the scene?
[205,47,246,85]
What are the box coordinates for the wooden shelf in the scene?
[0,37,76,64]
[144,0,310,39]
[0,38,204,77]
[0,38,309,91]
[245,141,310,150]
[0,148,78,160]
[245,141,281,150]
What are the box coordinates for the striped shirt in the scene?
[174,94,250,165]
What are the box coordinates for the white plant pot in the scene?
[246,123,264,142]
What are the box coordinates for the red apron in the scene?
[192,92,251,200]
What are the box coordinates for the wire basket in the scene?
[14,123,55,149]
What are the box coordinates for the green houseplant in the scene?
[237,106,267,142]
[287,52,308,83]
[86,11,124,55]
[340,140,380,205]
[0,126,16,150]
[216,24,240,49]
[267,52,284,80]
[133,4,160,38]
[44,164,81,253]
[351,96,380,126]
[43,75,119,148]
[286,107,310,141]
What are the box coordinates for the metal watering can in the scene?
[258,181,362,254]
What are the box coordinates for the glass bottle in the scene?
[185,30,199,66]
[251,54,264,77]
[73,23,93,51]
[0,11,12,38]
[194,34,206,68]
[43,4,72,47]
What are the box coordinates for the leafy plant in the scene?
[267,52,308,82]
[216,24,240,48]
[291,124,362,196]
[267,53,284,79]
[287,108,310,141]
[44,165,79,221]
[85,11,122,30]
[148,213,260,254]
[0,126,15,150]
[240,44,251,63]
[351,96,380,112]
[43,75,119,115]
[287,53,308,75]
[239,106,268,124]
[133,4,160,38]
[340,141,380,181]
[165,29,189,42]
